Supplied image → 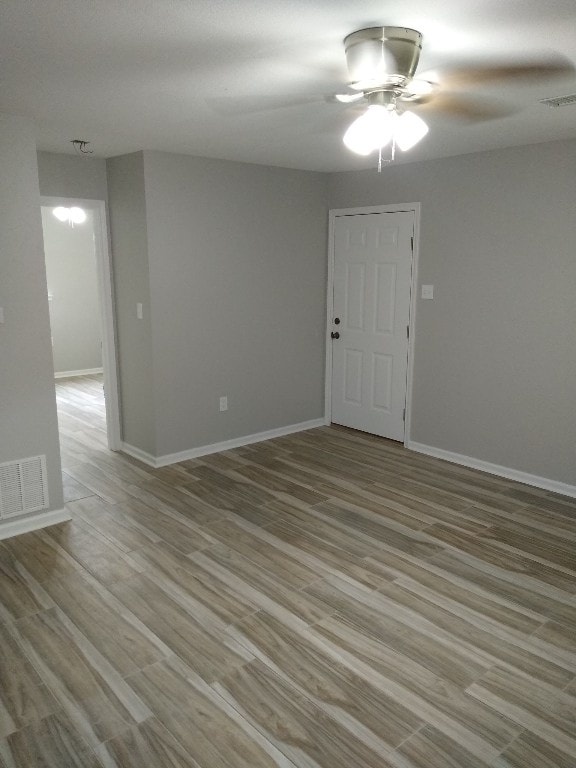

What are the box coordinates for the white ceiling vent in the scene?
[0,456,49,519]
[539,94,576,108]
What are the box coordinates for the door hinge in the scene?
[411,236,414,250]
[406,325,409,339]
[403,408,406,422]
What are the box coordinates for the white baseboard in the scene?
[407,440,576,499]
[55,367,103,379]
[122,418,325,469]
[0,508,71,540]
[120,443,157,467]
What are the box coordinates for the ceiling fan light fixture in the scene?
[52,205,87,226]
[343,104,428,157]
[343,104,395,155]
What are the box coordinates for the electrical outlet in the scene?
[219,396,228,412]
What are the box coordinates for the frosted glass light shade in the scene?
[53,206,69,222]
[69,207,87,224]
[395,110,429,151]
[343,105,394,155]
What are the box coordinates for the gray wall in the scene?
[106,152,156,454]
[37,151,108,201]
[329,139,576,486]
[42,207,102,374]
[36,139,574,488]
[143,152,328,455]
[0,115,64,516]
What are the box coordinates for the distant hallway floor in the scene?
[1,374,576,767]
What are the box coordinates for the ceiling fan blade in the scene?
[415,93,518,122]
[332,92,365,104]
[437,54,575,88]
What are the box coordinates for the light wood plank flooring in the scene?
[1,373,576,767]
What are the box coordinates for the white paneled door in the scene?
[330,211,414,441]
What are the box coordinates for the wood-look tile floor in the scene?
[1,374,576,767]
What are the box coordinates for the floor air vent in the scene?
[0,456,49,519]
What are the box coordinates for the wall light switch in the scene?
[219,396,228,412]
[0,307,4,324]
[136,302,143,319]
[421,284,434,300]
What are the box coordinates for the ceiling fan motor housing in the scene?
[344,27,423,89]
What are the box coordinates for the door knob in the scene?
[331,331,340,339]
[334,317,341,325]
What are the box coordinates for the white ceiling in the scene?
[2,0,576,172]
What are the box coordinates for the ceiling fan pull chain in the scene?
[377,137,397,173]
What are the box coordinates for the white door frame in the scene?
[41,196,121,450]
[325,203,421,446]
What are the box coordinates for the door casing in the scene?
[41,196,121,450]
[325,203,421,446]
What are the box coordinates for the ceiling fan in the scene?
[336,26,574,159]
